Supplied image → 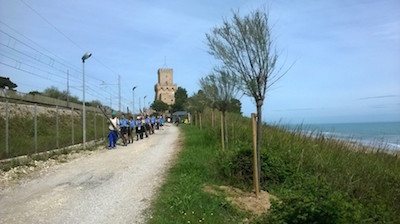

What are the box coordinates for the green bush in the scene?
[264,176,362,224]
[217,147,296,193]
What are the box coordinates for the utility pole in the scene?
[132,86,137,115]
[67,70,69,107]
[144,96,147,112]
[118,75,121,112]
[139,97,141,113]
[110,93,112,109]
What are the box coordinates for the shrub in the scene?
[264,176,363,224]
[217,147,294,191]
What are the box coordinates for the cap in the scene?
[112,111,116,116]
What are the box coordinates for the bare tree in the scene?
[206,9,290,190]
[200,68,240,149]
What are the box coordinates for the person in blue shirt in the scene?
[160,116,164,127]
[156,116,160,130]
[136,116,143,140]
[145,115,151,137]
[151,115,156,134]
[119,113,129,146]
[128,116,135,144]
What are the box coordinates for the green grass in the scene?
[149,126,249,223]
[0,111,108,160]
[150,110,400,223]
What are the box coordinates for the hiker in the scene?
[174,116,180,126]
[142,115,149,138]
[129,116,135,143]
[151,114,156,134]
[145,115,151,138]
[160,116,164,127]
[136,116,144,140]
[108,111,119,149]
[119,113,129,146]
[156,116,160,130]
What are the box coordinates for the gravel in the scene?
[0,124,180,224]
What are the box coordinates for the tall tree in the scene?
[200,68,240,149]
[171,87,188,113]
[206,9,290,191]
[43,86,65,99]
[228,98,242,114]
[151,100,169,113]
[0,77,17,90]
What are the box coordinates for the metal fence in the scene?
[0,89,109,160]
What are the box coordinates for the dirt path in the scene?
[0,125,180,224]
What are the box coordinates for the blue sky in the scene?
[1,0,399,124]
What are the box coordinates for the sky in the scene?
[0,0,399,124]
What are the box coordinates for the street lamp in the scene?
[82,51,92,150]
[144,95,147,111]
[132,86,137,115]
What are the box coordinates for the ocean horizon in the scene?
[280,121,400,151]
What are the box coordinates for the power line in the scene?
[0,29,82,80]
[0,61,66,86]
[0,20,82,75]
[19,0,85,52]
[0,27,113,90]
[0,42,81,83]
[0,52,79,84]
[19,0,120,77]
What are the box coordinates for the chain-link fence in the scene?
[0,90,108,160]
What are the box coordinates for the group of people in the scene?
[107,111,165,149]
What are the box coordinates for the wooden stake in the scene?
[252,113,259,197]
[221,112,225,150]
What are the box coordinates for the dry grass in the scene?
[203,184,276,217]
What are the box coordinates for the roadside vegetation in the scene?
[0,105,107,161]
[150,109,400,223]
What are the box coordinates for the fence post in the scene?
[251,113,259,197]
[71,106,74,145]
[102,111,104,139]
[5,99,9,157]
[220,112,224,150]
[94,110,97,140]
[34,104,37,154]
[56,105,59,148]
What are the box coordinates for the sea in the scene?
[283,121,400,151]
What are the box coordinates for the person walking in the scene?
[119,113,129,146]
[108,111,119,149]
[136,116,143,140]
[129,116,135,143]
[151,114,156,134]
[144,115,151,137]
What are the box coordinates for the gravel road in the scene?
[0,125,180,224]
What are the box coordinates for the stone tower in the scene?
[154,68,177,105]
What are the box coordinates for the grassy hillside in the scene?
[150,111,400,223]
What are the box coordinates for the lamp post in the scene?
[132,86,137,115]
[82,51,92,150]
[144,95,147,111]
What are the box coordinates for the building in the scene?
[154,68,177,105]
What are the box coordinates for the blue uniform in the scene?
[130,120,135,128]
[119,118,129,127]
